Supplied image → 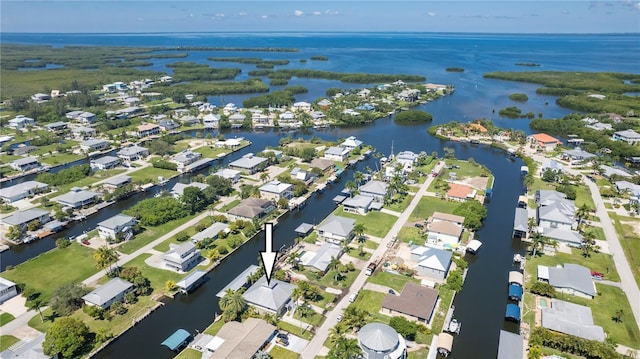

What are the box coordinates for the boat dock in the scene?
[216,264,260,298]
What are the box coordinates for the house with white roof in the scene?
[541,299,605,341]
[71,126,96,139]
[301,243,342,273]
[2,208,50,231]
[214,168,241,184]
[538,263,595,299]
[0,278,19,304]
[191,222,230,243]
[542,227,583,247]
[0,181,49,203]
[242,276,295,315]
[117,146,149,161]
[53,188,98,208]
[324,146,350,162]
[395,151,418,168]
[80,139,110,152]
[203,114,220,129]
[44,121,67,132]
[163,242,201,272]
[343,195,374,215]
[537,200,575,230]
[317,99,332,107]
[170,182,209,198]
[91,156,121,170]
[612,129,640,145]
[340,136,363,151]
[561,149,596,165]
[359,180,388,201]
[10,157,40,172]
[103,176,132,192]
[258,181,293,201]
[316,215,356,243]
[292,101,312,112]
[82,278,133,309]
[172,150,203,172]
[228,154,269,175]
[411,245,452,281]
[8,115,36,129]
[97,214,136,240]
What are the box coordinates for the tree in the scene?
[530,281,556,298]
[297,303,313,319]
[329,256,341,281]
[260,172,270,184]
[528,217,538,233]
[6,225,22,240]
[43,317,90,358]
[277,197,289,209]
[165,280,176,292]
[181,186,207,214]
[94,245,119,275]
[288,252,302,271]
[26,296,45,322]
[327,338,362,359]
[353,223,365,241]
[530,232,550,257]
[300,147,316,162]
[345,181,357,197]
[219,289,246,322]
[389,316,419,340]
[354,171,364,187]
[49,283,90,316]
[528,345,543,359]
[328,323,348,345]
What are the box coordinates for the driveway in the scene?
[268,333,309,354]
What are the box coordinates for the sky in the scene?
[1,1,639,33]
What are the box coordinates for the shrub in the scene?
[530,281,556,297]
[176,232,190,242]
[55,238,71,249]
[509,93,529,102]
[389,316,419,340]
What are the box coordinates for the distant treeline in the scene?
[164,46,298,52]
[248,69,425,84]
[165,62,241,81]
[310,56,329,61]
[445,67,464,72]
[208,57,290,67]
[242,86,308,108]
[515,63,541,67]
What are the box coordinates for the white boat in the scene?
[513,254,523,263]
[448,318,461,334]
[466,240,482,254]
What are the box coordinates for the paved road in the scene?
[300,161,445,359]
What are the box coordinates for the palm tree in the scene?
[260,172,270,184]
[287,252,302,271]
[576,204,591,226]
[218,289,246,322]
[530,232,549,257]
[94,245,119,275]
[328,323,347,345]
[528,217,538,233]
[329,256,341,281]
[353,223,365,242]
[353,171,364,187]
[345,180,357,198]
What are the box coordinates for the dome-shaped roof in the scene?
[357,323,399,352]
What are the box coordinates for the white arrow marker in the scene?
[260,223,278,286]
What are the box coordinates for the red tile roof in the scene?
[447,183,475,200]
[530,133,561,145]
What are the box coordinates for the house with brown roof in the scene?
[446,183,476,202]
[427,221,463,246]
[309,158,335,172]
[467,122,487,133]
[527,133,561,152]
[381,283,439,324]
[206,318,276,359]
[136,123,161,138]
[227,198,275,221]
[430,212,465,226]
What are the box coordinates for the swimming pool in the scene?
[539,298,548,308]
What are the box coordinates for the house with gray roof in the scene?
[497,330,523,359]
[242,276,294,314]
[538,263,595,299]
[323,146,350,162]
[513,207,529,238]
[0,277,19,304]
[411,245,452,281]
[302,243,342,273]
[2,208,50,230]
[163,242,201,272]
[259,181,293,201]
[117,145,149,161]
[10,157,40,172]
[80,139,110,152]
[396,151,418,168]
[44,121,67,132]
[316,215,356,243]
[103,175,132,191]
[542,227,583,247]
[228,154,268,174]
[170,182,209,198]
[540,159,564,175]
[0,181,48,203]
[214,168,241,184]
[82,278,133,309]
[537,203,574,231]
[71,126,96,139]
[613,129,640,145]
[340,136,363,150]
[53,188,98,208]
[535,190,567,206]
[98,214,136,240]
[171,150,202,172]
[542,299,605,341]
[7,115,36,129]
[227,198,274,221]
[357,322,407,359]
[359,180,389,201]
[91,155,121,170]
[561,148,596,165]
[600,165,632,179]
[191,222,229,243]
[343,194,374,215]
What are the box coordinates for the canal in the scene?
[90,115,526,359]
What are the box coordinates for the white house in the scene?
[292,101,312,112]
[2,208,50,231]
[97,214,136,240]
[53,188,98,208]
[172,150,203,172]
[0,278,19,304]
[7,115,36,129]
[258,181,293,201]
[214,168,241,184]
[80,139,110,152]
[342,195,374,215]
[191,222,230,243]
[71,126,96,139]
[117,146,149,162]
[82,278,134,309]
[136,123,161,138]
[359,180,388,201]
[426,221,463,246]
[324,146,350,162]
[411,245,452,281]
[228,154,268,175]
[396,151,418,168]
[44,121,68,132]
[163,242,201,272]
[316,215,355,243]
[538,264,595,299]
[612,129,640,145]
[203,114,220,129]
[91,156,121,170]
[10,157,40,172]
[170,182,209,198]
[0,181,48,203]
[340,136,363,151]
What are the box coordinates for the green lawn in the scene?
[385,194,414,213]
[127,166,177,184]
[193,145,228,159]
[28,308,54,332]
[431,287,455,334]
[1,243,99,301]
[174,348,202,359]
[277,321,314,340]
[610,213,640,288]
[0,335,20,352]
[367,272,420,293]
[218,199,240,212]
[309,291,336,309]
[525,248,620,283]
[333,208,397,238]
[121,254,189,294]
[397,226,424,246]
[203,319,226,336]
[575,185,596,210]
[118,215,196,254]
[351,289,390,323]
[584,226,606,241]
[443,159,487,179]
[0,312,15,326]
[269,345,300,359]
[302,268,359,290]
[522,292,536,327]
[43,168,127,197]
[410,196,458,222]
[363,238,379,250]
[303,232,318,244]
[293,309,325,327]
[407,348,429,359]
[38,152,85,166]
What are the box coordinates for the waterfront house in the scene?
[178,115,199,126]
[541,299,605,341]
[13,146,37,156]
[317,98,332,108]
[71,126,96,139]
[44,121,68,132]
[136,123,160,138]
[163,242,201,272]
[537,201,574,230]
[158,119,179,131]
[540,159,564,175]
[430,212,465,227]
[91,155,121,170]
[599,165,632,179]
[80,139,110,152]
[342,194,374,215]
[561,148,596,165]
[512,207,528,238]
[102,176,132,192]
[316,215,356,243]
[229,113,246,124]
[535,190,566,206]
[215,138,243,149]
[1,208,50,231]
[340,136,363,151]
[262,149,283,159]
[497,330,523,359]
[323,146,350,162]
[227,198,275,221]
[411,245,452,281]
[53,188,98,209]
[7,115,36,129]
[203,114,220,129]
[242,276,294,315]
[381,283,438,324]
[586,122,613,131]
[172,150,203,172]
[10,157,40,172]
[309,158,335,172]
[357,88,371,98]
[357,323,407,359]
[538,263,595,299]
[527,133,561,152]
[301,243,342,273]
[97,214,136,240]
[542,227,583,247]
[170,182,209,198]
[612,129,640,145]
[446,183,476,202]
[395,151,418,168]
[258,181,293,201]
[426,220,463,246]
[0,181,49,203]
[82,278,134,309]
[205,318,276,359]
[67,111,96,124]
[396,88,420,102]
[214,168,241,184]
[228,154,268,175]
[191,222,230,243]
[176,270,207,293]
[0,278,19,304]
[117,145,149,162]
[292,101,312,112]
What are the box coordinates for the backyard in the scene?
[409,196,459,222]
[334,208,397,238]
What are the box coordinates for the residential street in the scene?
[299,161,445,359]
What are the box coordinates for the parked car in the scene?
[388,289,395,295]
[336,314,343,322]
[277,331,289,339]
[276,337,289,346]
[432,172,438,177]
[415,223,424,229]
[591,271,604,280]
[349,291,359,302]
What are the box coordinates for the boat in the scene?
[513,253,523,263]
[465,240,482,254]
[448,318,461,334]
